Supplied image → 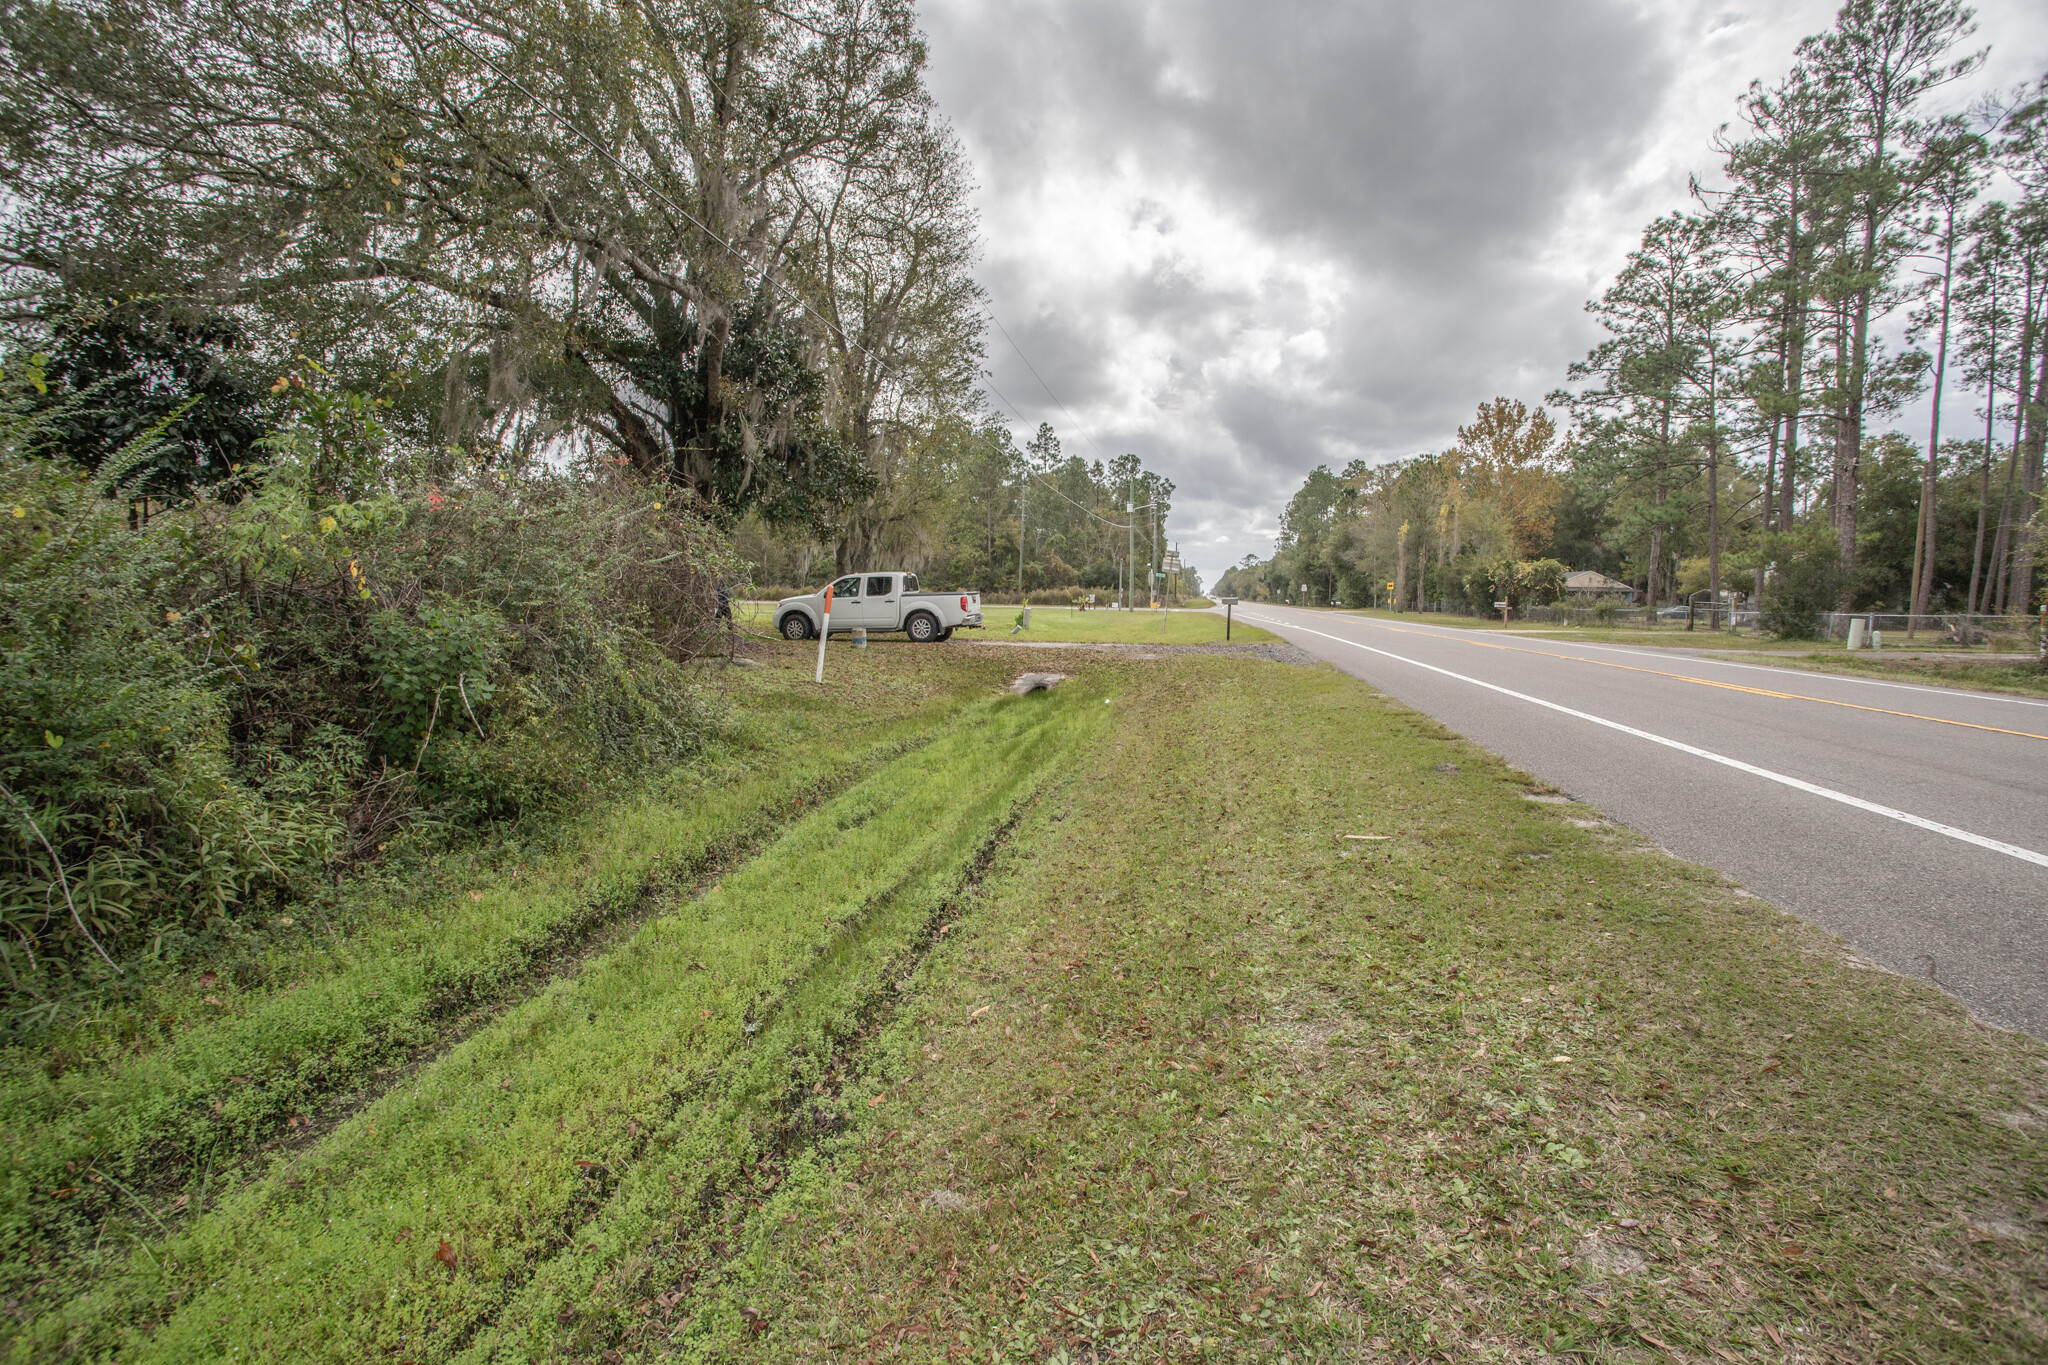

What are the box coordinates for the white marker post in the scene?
[815,583,834,684]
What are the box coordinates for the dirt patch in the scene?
[1572,1234,1649,1279]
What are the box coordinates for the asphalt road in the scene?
[1234,605,2048,1038]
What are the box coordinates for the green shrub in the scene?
[0,370,737,1028]
[1759,536,1842,640]
[1522,558,1568,606]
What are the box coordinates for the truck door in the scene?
[863,574,900,629]
[827,575,861,632]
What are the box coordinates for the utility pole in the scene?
[1018,460,1026,600]
[1126,483,1135,611]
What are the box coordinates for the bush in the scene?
[1758,538,1842,640]
[0,393,312,1020]
[1522,558,1568,606]
[0,372,738,1025]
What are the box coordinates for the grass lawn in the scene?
[980,606,1277,646]
[7,646,2043,1362]
[736,601,1276,646]
[1765,651,2048,700]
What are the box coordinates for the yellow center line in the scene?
[1318,614,2048,744]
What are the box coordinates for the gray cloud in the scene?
[921,0,2048,579]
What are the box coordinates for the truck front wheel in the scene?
[780,613,813,641]
[905,611,941,642]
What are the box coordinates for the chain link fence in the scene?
[1813,612,2044,650]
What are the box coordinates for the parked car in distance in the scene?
[774,573,983,643]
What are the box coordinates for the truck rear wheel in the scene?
[905,611,940,642]
[937,627,953,642]
[780,613,812,641]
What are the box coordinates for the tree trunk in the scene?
[1394,521,1409,615]
[1833,300,1857,606]
[1779,186,1806,534]
[1970,341,1996,614]
[1706,345,1722,616]
[1990,446,2018,612]
[2010,339,2047,614]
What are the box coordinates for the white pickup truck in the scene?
[773,573,983,643]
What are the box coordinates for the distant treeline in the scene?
[1227,0,2045,627]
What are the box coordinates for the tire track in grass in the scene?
[454,783,1047,1363]
[0,715,945,1332]
[13,687,1101,1364]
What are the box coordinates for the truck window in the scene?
[865,575,893,597]
[831,575,860,599]
[902,573,919,592]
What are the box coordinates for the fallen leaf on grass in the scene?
[868,1093,887,1107]
[969,1005,992,1019]
[468,891,483,903]
[1637,1332,1673,1351]
[1761,1060,1783,1074]
[395,1227,413,1244]
[203,996,225,1008]
[434,1238,457,1271]
[196,972,217,987]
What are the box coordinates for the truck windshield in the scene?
[902,573,918,592]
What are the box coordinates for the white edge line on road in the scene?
[1553,638,2048,709]
[1251,607,2048,710]
[1246,614,2048,872]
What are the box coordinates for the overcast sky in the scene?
[918,0,2048,585]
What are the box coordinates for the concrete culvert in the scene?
[1009,672,1068,695]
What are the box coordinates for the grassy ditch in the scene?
[14,647,2044,1362]
[662,652,2047,1363]
[10,672,1104,1362]
[0,646,1011,1347]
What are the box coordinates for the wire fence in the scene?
[1812,612,2043,649]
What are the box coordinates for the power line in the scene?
[979,373,1153,531]
[987,313,1119,470]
